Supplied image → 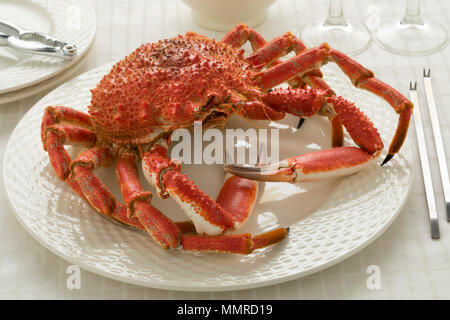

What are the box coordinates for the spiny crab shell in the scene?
[89,35,261,145]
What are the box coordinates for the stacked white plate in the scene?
[0,0,97,104]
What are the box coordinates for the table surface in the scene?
[1,0,450,299]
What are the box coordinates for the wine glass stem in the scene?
[324,0,347,26]
[401,0,424,25]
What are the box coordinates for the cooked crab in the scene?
[40,24,413,254]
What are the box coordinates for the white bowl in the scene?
[181,0,277,32]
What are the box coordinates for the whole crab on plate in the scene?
[40,24,413,254]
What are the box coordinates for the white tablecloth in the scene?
[1,0,450,299]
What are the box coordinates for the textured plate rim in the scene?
[3,63,414,292]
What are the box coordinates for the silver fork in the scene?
[410,81,440,239]
[423,69,450,222]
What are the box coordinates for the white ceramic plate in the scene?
[0,49,88,105]
[0,0,96,94]
[3,63,413,291]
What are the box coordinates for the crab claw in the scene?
[180,227,289,254]
[225,147,377,183]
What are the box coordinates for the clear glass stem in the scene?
[401,0,424,25]
[324,0,347,26]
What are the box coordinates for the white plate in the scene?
[0,0,96,94]
[0,49,89,105]
[3,64,413,291]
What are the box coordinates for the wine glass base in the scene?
[300,19,372,56]
[375,20,448,56]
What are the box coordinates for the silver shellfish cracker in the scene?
[0,19,77,60]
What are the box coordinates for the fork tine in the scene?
[224,163,263,173]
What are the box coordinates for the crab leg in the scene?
[68,146,191,240]
[110,201,196,235]
[254,43,412,163]
[245,32,305,70]
[142,144,259,233]
[261,88,383,154]
[44,125,96,179]
[142,144,235,235]
[40,108,196,245]
[325,47,412,160]
[242,30,333,93]
[233,100,285,121]
[227,87,384,182]
[42,107,96,175]
[226,150,379,183]
[221,23,266,51]
[41,109,97,200]
[69,146,118,215]
[116,151,181,249]
[41,108,133,223]
[221,25,306,90]
[228,28,344,147]
[216,174,258,230]
[141,144,287,253]
[181,228,288,254]
[226,147,376,183]
[41,106,93,148]
[244,31,324,85]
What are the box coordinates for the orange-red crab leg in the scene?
[245,32,344,146]
[221,24,307,90]
[226,147,375,183]
[227,88,383,182]
[69,147,189,246]
[181,228,288,254]
[141,144,287,253]
[71,148,192,249]
[116,151,181,249]
[41,107,97,200]
[227,27,344,147]
[111,202,196,234]
[221,23,266,51]
[244,31,323,85]
[40,108,195,243]
[142,144,235,235]
[42,107,133,223]
[41,106,93,149]
[216,174,258,229]
[254,43,413,163]
[44,125,97,180]
[142,145,258,233]
[261,88,383,154]
[69,146,117,215]
[323,47,412,161]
